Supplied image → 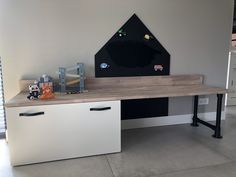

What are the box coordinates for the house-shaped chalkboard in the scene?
[95,14,170,77]
[95,14,169,120]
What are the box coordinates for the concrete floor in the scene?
[1,107,236,177]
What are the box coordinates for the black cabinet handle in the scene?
[90,107,111,111]
[19,112,45,117]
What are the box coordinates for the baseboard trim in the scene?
[121,111,226,130]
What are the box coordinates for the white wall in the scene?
[0,0,233,114]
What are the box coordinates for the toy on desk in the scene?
[39,74,52,83]
[40,83,55,100]
[38,74,54,100]
[57,63,86,94]
[27,81,40,100]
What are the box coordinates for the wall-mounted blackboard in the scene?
[95,14,170,77]
[94,14,170,120]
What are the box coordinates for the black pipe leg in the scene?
[191,95,199,127]
[212,94,223,139]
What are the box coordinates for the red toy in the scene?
[40,83,54,100]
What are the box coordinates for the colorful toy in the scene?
[40,83,54,100]
[27,81,40,100]
[38,74,54,99]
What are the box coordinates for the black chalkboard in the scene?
[95,14,170,77]
[94,14,169,120]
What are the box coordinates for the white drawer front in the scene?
[6,101,121,165]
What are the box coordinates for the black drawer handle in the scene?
[90,107,111,111]
[19,112,45,117]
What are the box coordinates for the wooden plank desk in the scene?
[5,75,230,138]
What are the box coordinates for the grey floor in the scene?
[1,107,236,177]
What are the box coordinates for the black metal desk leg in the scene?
[213,94,223,138]
[191,95,199,127]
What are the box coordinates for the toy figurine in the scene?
[27,82,40,100]
[40,83,55,100]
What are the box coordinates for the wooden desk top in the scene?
[5,84,229,108]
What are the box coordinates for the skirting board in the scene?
[121,111,226,130]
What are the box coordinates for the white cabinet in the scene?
[6,101,121,166]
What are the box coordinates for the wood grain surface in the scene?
[19,75,204,91]
[86,75,204,90]
[5,84,229,107]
